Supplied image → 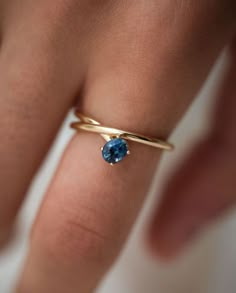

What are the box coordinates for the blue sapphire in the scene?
[102,138,129,164]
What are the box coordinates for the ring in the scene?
[71,110,174,165]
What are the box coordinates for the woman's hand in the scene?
[0,1,235,292]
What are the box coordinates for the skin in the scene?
[0,0,235,292]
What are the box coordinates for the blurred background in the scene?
[0,52,236,293]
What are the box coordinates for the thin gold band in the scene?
[71,111,174,151]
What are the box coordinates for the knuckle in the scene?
[3,63,50,123]
[37,205,119,265]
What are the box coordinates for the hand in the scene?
[0,1,235,292]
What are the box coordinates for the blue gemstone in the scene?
[102,138,129,164]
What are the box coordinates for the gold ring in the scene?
[71,110,174,165]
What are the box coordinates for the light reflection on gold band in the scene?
[71,110,174,151]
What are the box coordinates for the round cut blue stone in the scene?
[102,138,129,164]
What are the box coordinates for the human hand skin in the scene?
[0,0,235,292]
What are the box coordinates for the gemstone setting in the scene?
[101,138,129,164]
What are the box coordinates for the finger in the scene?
[149,39,236,259]
[17,1,236,292]
[0,2,87,245]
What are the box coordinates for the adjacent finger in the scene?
[17,1,236,292]
[0,2,88,245]
[149,39,236,259]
